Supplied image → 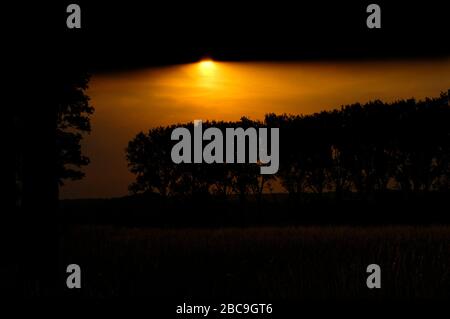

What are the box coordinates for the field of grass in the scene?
[60,225,450,300]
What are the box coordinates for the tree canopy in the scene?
[126,91,450,201]
[56,72,94,184]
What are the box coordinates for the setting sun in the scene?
[198,59,216,74]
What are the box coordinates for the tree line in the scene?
[126,91,450,202]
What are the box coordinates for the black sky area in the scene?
[12,1,450,73]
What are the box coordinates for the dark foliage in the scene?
[56,72,94,184]
[126,91,450,202]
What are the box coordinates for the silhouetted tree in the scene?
[56,72,94,184]
[126,126,177,197]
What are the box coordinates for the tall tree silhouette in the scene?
[56,72,94,184]
[12,68,94,296]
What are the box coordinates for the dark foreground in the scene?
[61,225,450,300]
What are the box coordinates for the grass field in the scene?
[60,225,450,300]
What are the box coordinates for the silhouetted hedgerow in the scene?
[126,91,450,202]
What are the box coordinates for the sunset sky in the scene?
[60,58,450,199]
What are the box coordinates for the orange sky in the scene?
[60,59,450,199]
